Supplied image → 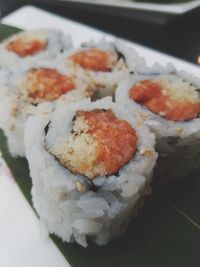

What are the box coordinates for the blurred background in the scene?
[0,0,200,65]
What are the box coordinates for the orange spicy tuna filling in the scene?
[26,68,75,102]
[6,38,46,57]
[70,48,111,72]
[129,79,200,121]
[49,109,138,179]
[77,109,137,178]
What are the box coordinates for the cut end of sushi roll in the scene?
[45,109,137,179]
[115,66,200,183]
[63,39,144,101]
[0,58,91,157]
[6,36,47,57]
[70,48,123,72]
[25,98,157,246]
[0,29,73,69]
[23,68,75,103]
[129,75,200,121]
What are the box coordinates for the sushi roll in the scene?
[116,64,200,182]
[0,29,72,68]
[24,97,157,247]
[0,59,91,157]
[62,39,144,99]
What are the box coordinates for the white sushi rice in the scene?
[60,39,145,98]
[0,59,91,157]
[115,64,200,182]
[0,29,72,69]
[24,97,157,247]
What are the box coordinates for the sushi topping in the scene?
[6,38,46,57]
[75,181,86,193]
[48,109,137,179]
[129,77,200,121]
[25,68,75,103]
[139,147,154,157]
[70,48,121,72]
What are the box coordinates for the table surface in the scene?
[0,0,200,66]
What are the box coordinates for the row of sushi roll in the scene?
[0,29,199,246]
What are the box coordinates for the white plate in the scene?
[0,5,200,267]
[60,0,200,14]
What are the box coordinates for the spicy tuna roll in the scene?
[116,64,200,182]
[0,59,91,157]
[24,97,157,247]
[62,39,144,99]
[0,29,72,68]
